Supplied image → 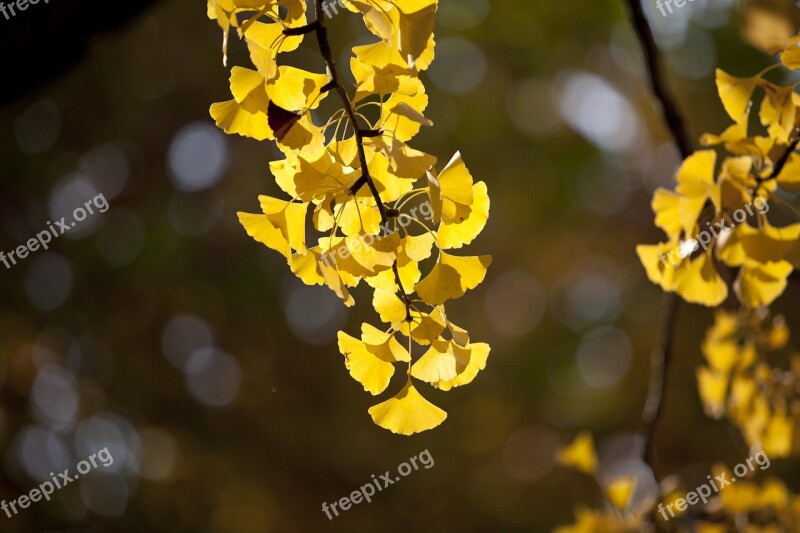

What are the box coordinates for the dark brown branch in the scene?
[311,1,385,218]
[311,0,410,306]
[625,0,692,471]
[758,135,800,184]
[359,128,383,138]
[626,0,693,160]
[283,21,320,35]
[638,293,678,464]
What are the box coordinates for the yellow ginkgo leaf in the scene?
[742,5,795,55]
[275,113,326,160]
[207,0,250,63]
[210,66,272,140]
[379,80,430,142]
[429,151,475,224]
[715,69,761,121]
[674,250,728,307]
[368,380,447,436]
[338,331,395,395]
[415,252,492,305]
[243,16,306,79]
[604,476,635,510]
[780,35,800,69]
[696,367,729,418]
[345,0,395,44]
[701,335,739,373]
[289,248,325,286]
[758,479,790,508]
[267,66,330,111]
[367,150,416,203]
[409,309,447,346]
[762,316,790,350]
[410,340,461,383]
[762,411,794,457]
[437,181,490,250]
[260,195,308,252]
[401,233,435,263]
[351,41,418,101]
[343,232,399,276]
[392,102,434,127]
[675,150,718,236]
[360,323,410,362]
[319,260,356,307]
[332,188,382,237]
[651,188,682,241]
[759,81,796,144]
[391,0,438,69]
[443,314,470,347]
[393,259,423,294]
[366,137,437,181]
[435,342,489,391]
[373,288,408,324]
[700,119,748,149]
[556,431,598,475]
[364,261,408,292]
[346,0,437,71]
[238,196,307,259]
[636,241,682,292]
[292,152,356,202]
[734,259,794,308]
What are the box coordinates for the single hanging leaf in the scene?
[368,380,447,436]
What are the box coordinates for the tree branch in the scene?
[758,135,800,184]
[626,1,800,468]
[310,0,410,306]
[625,0,691,471]
[638,293,678,464]
[626,0,693,159]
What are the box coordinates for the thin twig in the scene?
[309,0,411,308]
[625,0,690,471]
[626,0,692,159]
[637,294,678,463]
[758,135,800,184]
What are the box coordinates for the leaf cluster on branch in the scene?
[556,22,800,533]
[206,0,492,435]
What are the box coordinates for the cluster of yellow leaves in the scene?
[561,36,800,533]
[555,434,800,532]
[206,0,492,434]
[637,38,800,309]
[697,309,799,458]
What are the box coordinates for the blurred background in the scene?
[1,0,799,530]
